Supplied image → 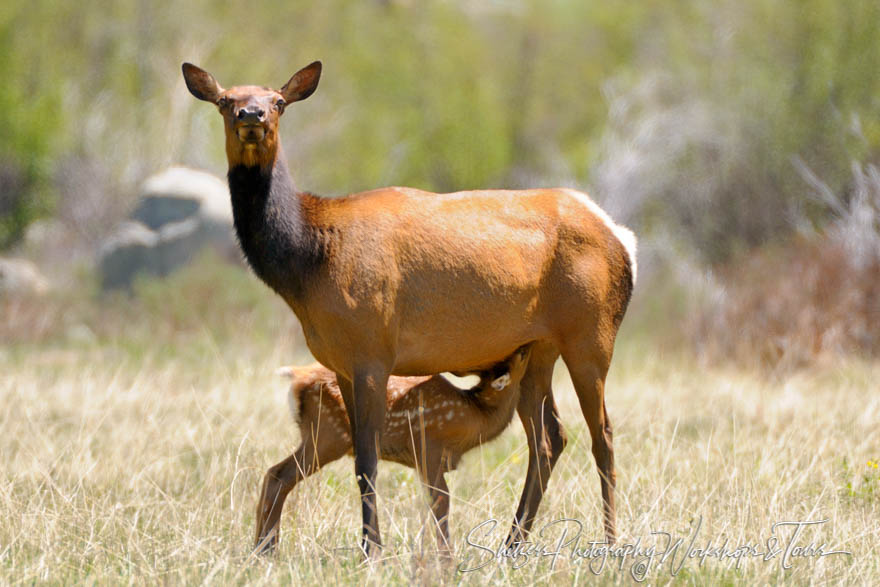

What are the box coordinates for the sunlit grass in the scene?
[1,264,877,584]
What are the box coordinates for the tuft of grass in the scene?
[1,258,877,583]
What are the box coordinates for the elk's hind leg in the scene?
[560,339,616,544]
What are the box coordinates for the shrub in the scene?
[691,163,880,368]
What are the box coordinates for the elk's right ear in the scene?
[182,63,224,103]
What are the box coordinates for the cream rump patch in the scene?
[560,188,638,285]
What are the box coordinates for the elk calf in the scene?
[254,345,532,553]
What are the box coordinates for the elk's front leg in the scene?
[337,366,389,559]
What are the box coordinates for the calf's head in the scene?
[483,345,533,392]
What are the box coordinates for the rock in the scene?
[98,167,238,290]
[98,221,161,290]
[132,166,232,229]
[155,217,203,273]
[0,257,50,295]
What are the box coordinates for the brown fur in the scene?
[183,61,636,556]
[257,347,532,553]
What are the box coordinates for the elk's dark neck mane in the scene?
[227,156,329,298]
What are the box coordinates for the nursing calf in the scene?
[255,346,532,553]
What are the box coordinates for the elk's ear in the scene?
[280,61,322,104]
[182,63,224,103]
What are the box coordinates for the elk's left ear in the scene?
[280,61,322,104]
[182,63,224,103]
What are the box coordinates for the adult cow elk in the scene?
[182,60,637,558]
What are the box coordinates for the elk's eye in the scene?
[217,98,229,109]
[275,99,285,111]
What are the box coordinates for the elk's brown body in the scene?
[182,61,636,557]
[255,346,532,552]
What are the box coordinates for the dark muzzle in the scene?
[236,106,266,124]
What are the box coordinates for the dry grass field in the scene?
[1,260,878,585]
[5,1,880,583]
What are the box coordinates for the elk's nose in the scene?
[237,106,265,123]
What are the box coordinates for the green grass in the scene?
[1,260,877,584]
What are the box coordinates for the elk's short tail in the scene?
[276,363,336,426]
[276,365,306,425]
[275,365,302,423]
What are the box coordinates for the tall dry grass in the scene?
[1,266,877,584]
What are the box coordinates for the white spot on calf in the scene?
[491,373,511,390]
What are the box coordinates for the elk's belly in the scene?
[390,294,547,375]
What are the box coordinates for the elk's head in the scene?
[182,62,322,169]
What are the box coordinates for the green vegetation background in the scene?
[3,0,879,261]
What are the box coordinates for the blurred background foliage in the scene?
[1,0,878,365]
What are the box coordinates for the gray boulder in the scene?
[99,167,238,290]
[132,166,232,230]
[98,221,161,290]
[0,257,50,295]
